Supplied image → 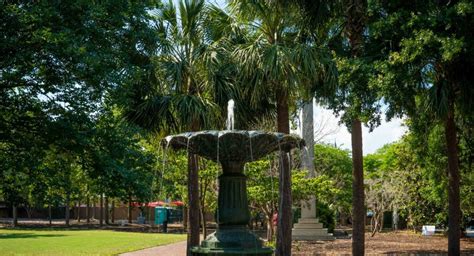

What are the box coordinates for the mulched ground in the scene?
[292,231,474,255]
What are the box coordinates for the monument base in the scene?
[292,218,335,241]
[191,226,273,256]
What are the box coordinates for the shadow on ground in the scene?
[384,249,474,256]
[0,233,66,239]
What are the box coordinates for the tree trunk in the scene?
[77,200,81,222]
[111,200,115,224]
[445,105,460,256]
[187,152,200,255]
[276,89,290,134]
[344,0,367,252]
[25,205,32,219]
[199,174,209,239]
[128,194,132,224]
[65,192,70,227]
[379,211,384,232]
[99,194,103,226]
[275,88,292,256]
[92,198,95,220]
[12,204,18,227]
[105,196,109,225]
[370,215,376,237]
[86,196,90,224]
[48,204,52,226]
[340,211,348,226]
[351,118,365,255]
[147,205,151,225]
[392,207,398,230]
[183,206,188,230]
[266,212,274,242]
[200,205,207,238]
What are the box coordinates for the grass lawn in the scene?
[0,228,186,255]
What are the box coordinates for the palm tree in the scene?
[124,0,234,253]
[372,2,474,254]
[228,1,336,255]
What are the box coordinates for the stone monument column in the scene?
[292,100,334,241]
[301,101,316,219]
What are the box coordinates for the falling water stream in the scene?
[226,99,235,130]
[160,139,171,200]
[216,133,220,227]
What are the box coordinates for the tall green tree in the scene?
[288,1,382,253]
[1,0,161,225]
[228,1,336,254]
[370,1,474,253]
[343,1,371,254]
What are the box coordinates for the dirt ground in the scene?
[292,231,474,255]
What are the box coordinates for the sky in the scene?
[295,101,408,155]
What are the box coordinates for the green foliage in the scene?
[313,144,352,215]
[363,120,473,229]
[368,0,474,120]
[229,0,337,106]
[123,0,231,132]
[0,0,161,209]
[316,202,336,233]
[245,155,340,220]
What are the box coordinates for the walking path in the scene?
[121,240,187,256]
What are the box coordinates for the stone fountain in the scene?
[162,101,304,255]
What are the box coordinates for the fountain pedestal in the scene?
[191,162,272,255]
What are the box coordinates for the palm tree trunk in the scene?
[276,89,290,134]
[351,118,365,255]
[445,104,460,255]
[275,88,292,256]
[187,151,200,255]
[200,180,208,238]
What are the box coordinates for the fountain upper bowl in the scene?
[162,130,305,163]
